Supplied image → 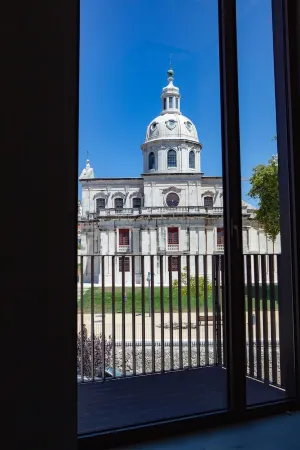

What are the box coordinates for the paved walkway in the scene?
[77,311,280,343]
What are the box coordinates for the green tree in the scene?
[173,266,212,297]
[247,155,279,242]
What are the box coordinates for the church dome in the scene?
[141,66,202,174]
[145,112,199,143]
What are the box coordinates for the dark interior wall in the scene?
[2,1,79,448]
[1,1,299,449]
[288,0,300,388]
[272,0,300,394]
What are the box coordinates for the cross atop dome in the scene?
[167,53,174,78]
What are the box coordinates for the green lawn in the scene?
[78,286,278,314]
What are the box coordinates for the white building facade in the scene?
[79,68,280,285]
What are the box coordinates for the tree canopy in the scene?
[247,155,279,242]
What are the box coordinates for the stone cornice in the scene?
[141,138,202,151]
[161,186,182,194]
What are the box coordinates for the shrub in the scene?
[77,324,113,378]
[172,266,212,297]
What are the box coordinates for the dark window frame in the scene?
[19,1,299,449]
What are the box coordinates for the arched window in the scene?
[133,197,141,209]
[148,152,155,170]
[189,151,195,169]
[96,198,105,213]
[204,196,213,208]
[114,198,123,210]
[167,149,177,168]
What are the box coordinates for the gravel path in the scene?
[114,344,282,386]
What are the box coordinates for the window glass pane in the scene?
[96,198,105,211]
[189,151,195,168]
[216,228,224,245]
[167,149,177,167]
[149,152,155,170]
[115,198,123,209]
[78,0,226,435]
[168,227,179,244]
[119,229,129,245]
[204,196,213,208]
[133,197,141,208]
[236,0,293,404]
[166,193,179,207]
[119,257,130,272]
[168,256,179,271]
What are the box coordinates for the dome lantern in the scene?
[161,65,181,114]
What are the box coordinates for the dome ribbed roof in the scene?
[145,112,199,143]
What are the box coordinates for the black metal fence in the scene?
[77,254,281,388]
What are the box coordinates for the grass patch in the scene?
[80,287,213,314]
[79,286,278,314]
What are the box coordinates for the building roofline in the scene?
[141,172,204,177]
[80,174,223,181]
[80,177,143,182]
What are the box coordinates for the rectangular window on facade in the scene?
[169,97,173,108]
[93,236,99,253]
[217,228,224,246]
[168,256,179,272]
[133,197,141,208]
[96,198,105,212]
[176,98,178,109]
[204,196,213,208]
[115,198,123,210]
[119,229,129,245]
[168,227,179,244]
[163,98,166,109]
[119,257,130,272]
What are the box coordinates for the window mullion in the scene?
[218,0,246,416]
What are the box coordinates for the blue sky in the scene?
[79,0,277,202]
